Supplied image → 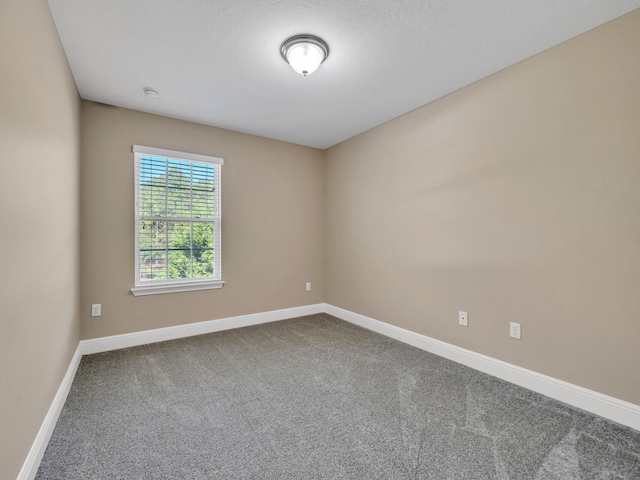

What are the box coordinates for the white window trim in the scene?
[133,145,224,165]
[131,279,225,296]
[132,145,224,296]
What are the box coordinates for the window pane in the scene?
[167,222,193,279]
[192,163,215,218]
[139,250,168,282]
[140,156,167,216]
[139,220,167,281]
[167,159,192,217]
[193,222,214,278]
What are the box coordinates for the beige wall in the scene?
[0,1,81,479]
[325,10,640,405]
[81,102,324,339]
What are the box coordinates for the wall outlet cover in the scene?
[510,322,521,339]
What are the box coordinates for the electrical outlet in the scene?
[91,304,101,317]
[458,311,468,327]
[510,322,521,339]
[306,282,311,292]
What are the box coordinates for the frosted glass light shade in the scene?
[281,35,329,76]
[286,43,323,76]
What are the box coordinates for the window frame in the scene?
[131,145,224,296]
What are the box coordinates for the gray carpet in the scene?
[37,313,640,479]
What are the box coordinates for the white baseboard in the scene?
[325,304,640,432]
[18,345,83,480]
[80,303,325,355]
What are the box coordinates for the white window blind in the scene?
[132,145,223,296]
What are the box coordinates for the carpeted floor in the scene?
[37,313,640,479]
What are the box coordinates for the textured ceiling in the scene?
[48,1,640,149]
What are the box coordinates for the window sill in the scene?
[131,280,225,296]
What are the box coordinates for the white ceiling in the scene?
[48,1,640,150]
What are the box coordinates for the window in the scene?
[131,145,223,296]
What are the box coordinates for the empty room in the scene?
[2,1,640,478]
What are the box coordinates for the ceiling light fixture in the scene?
[281,35,329,77]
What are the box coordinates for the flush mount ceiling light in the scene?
[281,35,329,76]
